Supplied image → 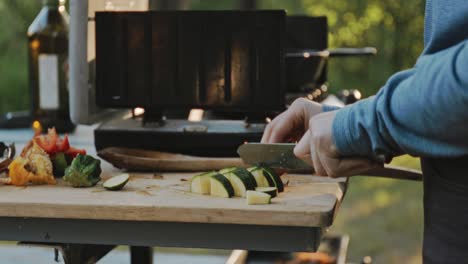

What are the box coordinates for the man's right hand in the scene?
[261,98,323,143]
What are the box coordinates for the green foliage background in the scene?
[0,0,425,114]
[298,0,425,96]
[191,0,426,97]
[0,1,425,262]
[0,1,42,114]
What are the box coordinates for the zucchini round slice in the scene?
[220,167,257,197]
[210,174,234,198]
[262,167,284,192]
[248,167,271,187]
[219,167,236,174]
[103,174,130,191]
[232,168,257,188]
[255,187,278,198]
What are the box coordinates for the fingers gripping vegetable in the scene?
[63,154,102,187]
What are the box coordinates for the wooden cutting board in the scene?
[0,172,346,228]
[98,147,246,171]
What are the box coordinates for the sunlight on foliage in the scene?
[0,0,425,114]
[301,0,425,96]
[0,1,42,114]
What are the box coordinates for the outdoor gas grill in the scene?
[93,11,375,157]
[94,11,285,156]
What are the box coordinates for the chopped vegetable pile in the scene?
[3,127,100,187]
[33,128,86,158]
[3,142,56,186]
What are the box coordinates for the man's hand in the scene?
[294,110,381,178]
[262,98,323,143]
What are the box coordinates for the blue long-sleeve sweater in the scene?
[331,0,468,160]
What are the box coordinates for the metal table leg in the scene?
[61,244,116,264]
[130,246,153,264]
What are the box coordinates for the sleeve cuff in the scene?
[322,104,341,112]
[331,101,374,157]
[332,106,357,156]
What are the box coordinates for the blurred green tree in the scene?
[190,0,239,9]
[298,0,425,96]
[191,0,425,96]
[0,0,425,112]
[0,0,41,114]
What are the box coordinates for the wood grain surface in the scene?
[0,172,346,227]
[0,128,346,228]
[98,147,246,171]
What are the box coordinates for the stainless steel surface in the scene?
[237,143,312,170]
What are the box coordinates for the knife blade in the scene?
[237,143,423,181]
[237,143,312,170]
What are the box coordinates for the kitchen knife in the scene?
[237,143,422,181]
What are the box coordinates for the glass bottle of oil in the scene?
[28,0,74,133]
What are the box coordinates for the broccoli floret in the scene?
[63,154,102,187]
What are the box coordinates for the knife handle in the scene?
[359,165,422,181]
[301,156,422,181]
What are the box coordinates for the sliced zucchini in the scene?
[234,168,257,188]
[210,174,234,198]
[262,167,284,192]
[248,166,273,187]
[246,190,271,205]
[190,171,215,195]
[255,187,278,198]
[219,167,236,174]
[103,174,130,191]
[220,167,257,197]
